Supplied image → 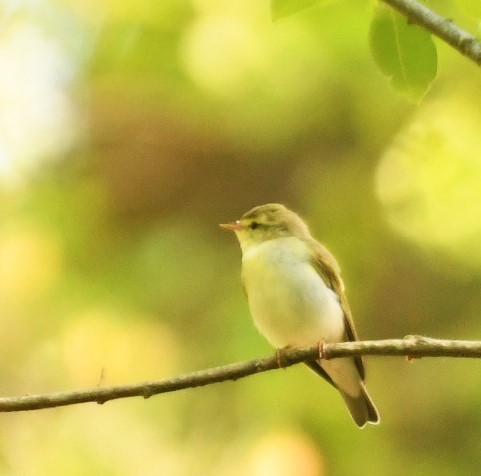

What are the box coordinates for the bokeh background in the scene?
[1,0,481,474]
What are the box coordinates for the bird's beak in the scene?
[219,221,243,231]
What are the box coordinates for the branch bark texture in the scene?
[1,336,481,413]
[382,0,481,66]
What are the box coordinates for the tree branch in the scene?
[382,0,481,65]
[1,336,481,413]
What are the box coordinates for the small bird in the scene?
[220,203,379,427]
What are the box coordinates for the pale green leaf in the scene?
[271,0,324,20]
[369,5,438,100]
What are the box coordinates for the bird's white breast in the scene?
[241,237,345,348]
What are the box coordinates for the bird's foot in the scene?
[275,345,292,368]
[317,340,326,360]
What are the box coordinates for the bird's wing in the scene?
[304,360,337,387]
[307,239,366,380]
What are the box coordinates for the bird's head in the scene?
[220,203,310,252]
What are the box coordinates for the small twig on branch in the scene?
[1,335,481,413]
[382,0,481,66]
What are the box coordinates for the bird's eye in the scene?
[250,221,259,230]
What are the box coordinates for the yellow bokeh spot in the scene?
[63,309,180,385]
[0,225,63,303]
[247,430,325,476]
[376,84,481,269]
[182,12,266,94]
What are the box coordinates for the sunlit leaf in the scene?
[271,0,324,20]
[369,5,437,100]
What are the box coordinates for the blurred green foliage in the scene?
[1,0,481,475]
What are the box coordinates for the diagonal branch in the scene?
[381,0,481,65]
[1,335,481,413]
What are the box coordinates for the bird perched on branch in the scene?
[220,203,379,428]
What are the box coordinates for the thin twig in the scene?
[1,336,481,413]
[382,0,481,65]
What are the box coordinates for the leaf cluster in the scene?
[271,0,480,100]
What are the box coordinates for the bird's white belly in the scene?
[242,238,345,348]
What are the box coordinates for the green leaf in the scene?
[369,5,437,100]
[271,0,324,20]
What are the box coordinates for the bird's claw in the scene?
[275,345,292,368]
[318,340,326,360]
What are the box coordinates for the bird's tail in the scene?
[340,382,380,428]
